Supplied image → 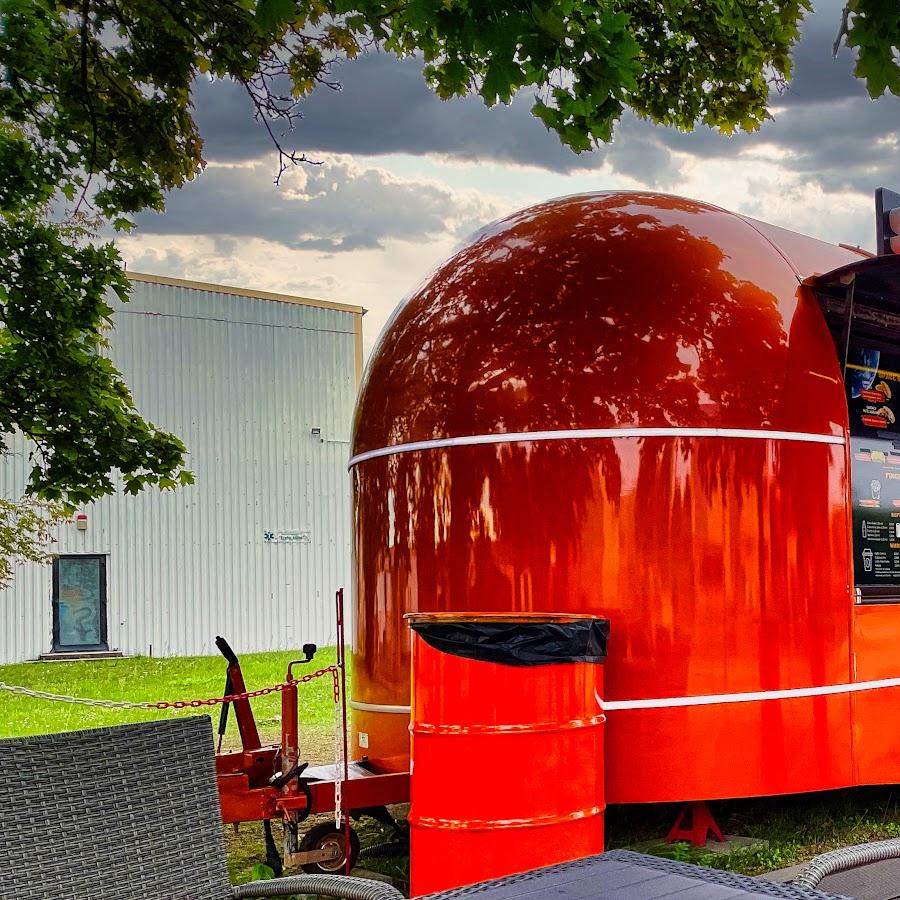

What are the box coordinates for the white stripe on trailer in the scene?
[350,699,416,714]
[602,675,900,710]
[351,675,900,716]
[348,427,845,468]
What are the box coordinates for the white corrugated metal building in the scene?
[0,273,363,664]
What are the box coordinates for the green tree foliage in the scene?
[835,0,900,99]
[0,496,64,586]
[0,0,896,518]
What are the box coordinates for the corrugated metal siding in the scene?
[0,279,359,663]
[0,440,53,660]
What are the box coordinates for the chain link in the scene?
[0,665,339,711]
[0,682,146,708]
[334,687,343,827]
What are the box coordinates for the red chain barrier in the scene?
[143,665,340,711]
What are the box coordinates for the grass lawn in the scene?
[606,787,900,876]
[0,647,339,750]
[7,652,900,891]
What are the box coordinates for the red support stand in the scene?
[666,801,724,847]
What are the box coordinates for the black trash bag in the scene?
[409,618,609,667]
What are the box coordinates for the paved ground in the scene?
[765,860,900,899]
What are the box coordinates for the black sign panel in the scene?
[876,186,900,256]
[848,345,900,595]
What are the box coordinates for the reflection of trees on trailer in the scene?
[348,191,900,812]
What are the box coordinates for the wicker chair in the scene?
[0,715,403,900]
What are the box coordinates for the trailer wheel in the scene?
[298,821,360,874]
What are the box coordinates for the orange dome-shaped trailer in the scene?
[350,191,900,805]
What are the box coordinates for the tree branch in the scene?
[239,76,320,182]
[75,0,98,214]
[833,4,851,57]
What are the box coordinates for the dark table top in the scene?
[421,850,847,899]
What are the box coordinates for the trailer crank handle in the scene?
[286,644,318,680]
[270,761,309,788]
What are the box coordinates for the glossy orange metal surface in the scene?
[850,604,900,786]
[408,614,605,896]
[350,191,882,804]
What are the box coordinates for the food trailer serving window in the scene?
[810,254,900,601]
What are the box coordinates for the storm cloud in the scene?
[134,158,500,251]
[192,53,588,173]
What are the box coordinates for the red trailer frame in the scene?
[214,590,409,872]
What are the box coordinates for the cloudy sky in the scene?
[120,0,899,352]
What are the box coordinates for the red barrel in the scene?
[407,613,608,896]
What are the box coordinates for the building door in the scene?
[52,555,108,652]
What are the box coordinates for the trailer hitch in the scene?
[270,762,314,823]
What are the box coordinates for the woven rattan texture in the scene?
[420,850,848,899]
[612,851,848,898]
[0,716,234,900]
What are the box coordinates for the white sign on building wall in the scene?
[263,530,312,544]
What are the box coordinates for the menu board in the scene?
[848,345,900,593]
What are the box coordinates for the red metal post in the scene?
[225,665,262,752]
[281,674,300,798]
[214,637,263,752]
[337,588,352,874]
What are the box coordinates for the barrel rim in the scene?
[409,715,606,735]
[404,611,608,625]
[407,806,605,831]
